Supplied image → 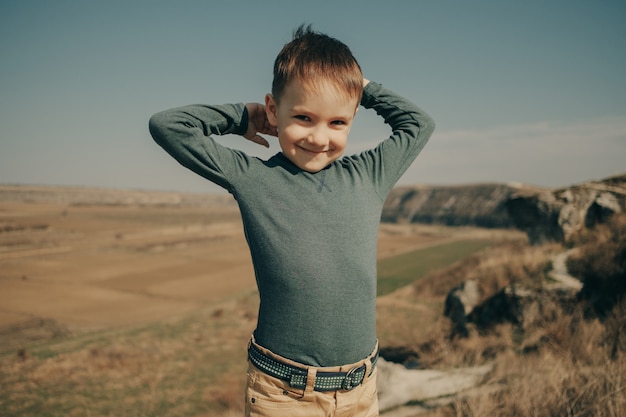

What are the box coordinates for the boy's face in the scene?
[265,80,359,173]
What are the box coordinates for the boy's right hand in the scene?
[244,103,277,148]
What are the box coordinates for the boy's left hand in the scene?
[244,103,277,148]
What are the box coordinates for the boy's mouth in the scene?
[297,145,331,155]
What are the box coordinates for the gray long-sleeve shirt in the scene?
[149,82,435,366]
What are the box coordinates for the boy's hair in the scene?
[272,24,363,103]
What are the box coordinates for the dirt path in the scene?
[548,248,582,290]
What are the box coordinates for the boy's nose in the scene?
[307,128,329,148]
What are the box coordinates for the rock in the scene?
[468,284,579,331]
[444,280,480,338]
[468,285,526,329]
[379,346,421,369]
[505,174,626,244]
[444,250,582,337]
[547,249,583,291]
[585,192,622,227]
[377,358,492,412]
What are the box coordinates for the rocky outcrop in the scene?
[505,174,626,244]
[444,280,480,338]
[377,358,493,414]
[380,249,589,414]
[445,251,583,336]
[381,174,626,245]
[382,183,527,228]
[468,284,580,332]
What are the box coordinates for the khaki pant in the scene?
[245,339,379,417]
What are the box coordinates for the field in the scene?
[0,186,524,416]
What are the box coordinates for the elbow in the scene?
[425,115,436,135]
[148,111,170,145]
[419,112,436,138]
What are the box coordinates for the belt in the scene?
[248,343,378,392]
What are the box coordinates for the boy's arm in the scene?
[149,103,262,191]
[358,81,435,194]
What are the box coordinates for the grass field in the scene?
[377,239,494,296]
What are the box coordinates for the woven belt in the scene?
[248,343,378,392]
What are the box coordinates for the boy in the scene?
[149,25,434,417]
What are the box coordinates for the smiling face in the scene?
[265,80,359,173]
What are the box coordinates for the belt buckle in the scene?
[341,365,364,391]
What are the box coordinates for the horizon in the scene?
[1,1,625,194]
[3,168,625,197]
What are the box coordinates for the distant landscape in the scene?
[0,185,503,340]
[1,178,624,416]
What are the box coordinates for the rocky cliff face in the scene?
[505,174,626,244]
[382,174,626,244]
[382,183,537,229]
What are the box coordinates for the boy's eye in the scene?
[331,120,350,128]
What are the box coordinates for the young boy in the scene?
[149,25,434,417]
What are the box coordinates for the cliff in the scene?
[381,183,536,229]
[382,173,626,244]
[505,174,626,243]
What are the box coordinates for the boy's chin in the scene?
[282,151,343,173]
[296,159,338,173]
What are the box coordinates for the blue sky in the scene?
[1,0,625,194]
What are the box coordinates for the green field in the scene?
[377,239,493,296]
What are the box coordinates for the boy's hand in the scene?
[244,103,277,148]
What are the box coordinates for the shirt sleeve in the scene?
[148,103,253,192]
[355,82,435,197]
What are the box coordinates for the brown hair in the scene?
[271,24,363,103]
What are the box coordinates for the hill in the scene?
[382,173,626,244]
[382,182,533,228]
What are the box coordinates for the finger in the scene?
[249,134,270,148]
[261,125,277,137]
[262,120,278,137]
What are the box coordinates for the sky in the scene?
[1,0,625,194]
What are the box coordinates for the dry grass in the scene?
[376,239,560,367]
[0,293,259,417]
[2,190,624,417]
[568,213,626,317]
[380,307,625,417]
[437,312,626,417]
[5,233,624,417]
[387,227,626,417]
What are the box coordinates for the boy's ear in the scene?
[265,94,278,127]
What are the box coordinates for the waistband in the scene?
[248,338,378,392]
